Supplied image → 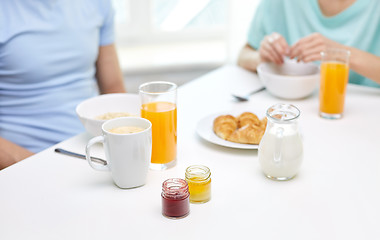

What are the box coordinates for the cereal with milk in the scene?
[95,112,135,120]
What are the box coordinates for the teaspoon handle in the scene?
[54,148,107,165]
[248,86,265,95]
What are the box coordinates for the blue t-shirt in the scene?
[248,0,380,88]
[0,0,115,152]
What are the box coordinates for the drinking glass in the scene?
[139,81,177,170]
[319,49,350,119]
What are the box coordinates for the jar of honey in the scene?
[161,178,190,218]
[185,165,211,203]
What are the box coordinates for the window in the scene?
[112,0,260,74]
[113,0,228,45]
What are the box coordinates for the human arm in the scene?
[237,44,261,72]
[290,33,380,84]
[348,47,380,84]
[0,137,34,170]
[237,32,290,72]
[95,44,126,94]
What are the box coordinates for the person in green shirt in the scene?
[238,0,380,88]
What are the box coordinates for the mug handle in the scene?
[85,136,109,171]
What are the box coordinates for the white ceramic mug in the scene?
[85,117,152,188]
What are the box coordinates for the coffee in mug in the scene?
[109,126,145,134]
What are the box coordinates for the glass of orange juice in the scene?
[319,49,350,119]
[139,82,177,170]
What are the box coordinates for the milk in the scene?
[258,104,303,180]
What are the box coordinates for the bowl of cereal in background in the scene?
[76,93,140,136]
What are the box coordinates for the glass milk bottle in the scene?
[258,104,303,180]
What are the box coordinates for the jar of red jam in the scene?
[161,178,190,219]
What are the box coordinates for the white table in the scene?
[1,65,380,240]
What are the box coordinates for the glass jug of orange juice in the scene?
[139,81,177,170]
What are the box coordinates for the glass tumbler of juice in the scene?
[319,49,350,119]
[139,81,177,170]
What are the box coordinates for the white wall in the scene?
[227,0,260,64]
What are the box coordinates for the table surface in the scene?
[1,65,380,240]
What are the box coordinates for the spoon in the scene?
[232,86,266,101]
[54,148,107,165]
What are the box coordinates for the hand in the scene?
[259,32,290,64]
[289,33,344,62]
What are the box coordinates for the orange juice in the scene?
[319,61,349,115]
[141,101,177,164]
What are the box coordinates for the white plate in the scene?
[196,112,263,150]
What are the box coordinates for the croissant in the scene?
[227,124,264,144]
[213,112,267,145]
[237,112,260,128]
[259,117,267,129]
[213,115,237,140]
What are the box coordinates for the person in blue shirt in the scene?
[0,0,126,169]
[238,0,380,88]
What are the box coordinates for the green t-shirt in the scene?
[248,0,380,88]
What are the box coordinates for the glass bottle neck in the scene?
[266,119,299,134]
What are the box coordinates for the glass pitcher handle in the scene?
[274,127,284,164]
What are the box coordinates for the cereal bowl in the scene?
[257,59,319,99]
[76,93,140,136]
